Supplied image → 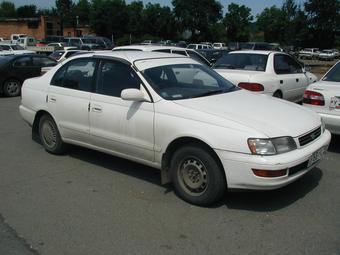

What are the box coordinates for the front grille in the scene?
[298,127,321,147]
[288,161,308,176]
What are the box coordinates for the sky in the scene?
[10,0,306,16]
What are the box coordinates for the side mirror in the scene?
[121,88,150,102]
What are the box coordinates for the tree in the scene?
[142,3,176,39]
[17,5,37,18]
[90,0,127,39]
[224,3,252,42]
[256,6,287,44]
[75,0,90,26]
[304,0,340,48]
[0,1,16,17]
[126,1,144,37]
[55,0,75,35]
[172,0,222,41]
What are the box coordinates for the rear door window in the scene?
[13,56,32,67]
[274,54,303,74]
[51,58,97,92]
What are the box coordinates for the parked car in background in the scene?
[17,36,37,48]
[303,61,340,134]
[331,49,340,58]
[213,50,318,102]
[240,42,272,50]
[0,43,35,55]
[200,42,213,48]
[49,49,87,62]
[187,44,213,50]
[0,54,56,97]
[10,34,27,44]
[63,37,101,50]
[83,36,114,49]
[175,41,187,48]
[45,35,65,44]
[47,42,66,50]
[20,51,330,206]
[299,48,320,59]
[318,50,335,61]
[141,40,157,45]
[213,42,227,49]
[113,45,212,66]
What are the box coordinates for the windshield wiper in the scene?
[191,89,227,98]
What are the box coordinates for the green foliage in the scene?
[172,0,223,41]
[0,1,16,17]
[75,0,90,25]
[224,3,252,42]
[304,0,340,48]
[16,5,37,18]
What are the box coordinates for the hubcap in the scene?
[5,81,20,96]
[41,120,57,148]
[178,157,208,196]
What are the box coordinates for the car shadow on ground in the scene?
[68,145,165,187]
[328,134,340,153]
[221,168,322,212]
[68,145,323,212]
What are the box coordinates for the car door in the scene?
[90,59,155,161]
[32,56,56,76]
[47,58,97,143]
[11,56,35,81]
[274,54,308,101]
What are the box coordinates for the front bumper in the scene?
[216,129,331,190]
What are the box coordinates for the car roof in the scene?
[229,50,275,55]
[71,50,189,63]
[113,45,188,52]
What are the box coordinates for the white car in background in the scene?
[299,48,320,59]
[213,42,227,49]
[303,61,340,134]
[214,50,318,102]
[318,50,335,61]
[20,51,330,206]
[113,45,211,66]
[49,49,86,62]
[0,43,35,55]
[187,44,213,50]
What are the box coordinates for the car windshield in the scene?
[214,53,268,71]
[323,62,340,82]
[12,45,25,50]
[142,63,237,100]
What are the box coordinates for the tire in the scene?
[171,145,226,206]
[3,79,21,97]
[39,114,66,154]
[273,90,282,98]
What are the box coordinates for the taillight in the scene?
[238,82,264,92]
[303,90,325,106]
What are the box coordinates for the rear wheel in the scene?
[39,114,66,154]
[3,79,21,97]
[171,145,226,206]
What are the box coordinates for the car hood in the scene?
[173,90,320,138]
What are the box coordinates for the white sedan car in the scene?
[214,51,318,102]
[303,61,340,134]
[20,52,331,206]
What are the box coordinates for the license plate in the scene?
[308,147,326,167]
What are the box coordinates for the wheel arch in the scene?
[160,136,226,185]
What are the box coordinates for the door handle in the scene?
[48,95,56,103]
[92,105,102,113]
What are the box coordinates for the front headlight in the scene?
[248,137,297,155]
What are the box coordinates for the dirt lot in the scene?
[300,59,338,79]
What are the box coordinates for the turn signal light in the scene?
[252,168,288,178]
[238,82,264,92]
[303,90,325,106]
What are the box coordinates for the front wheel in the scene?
[171,145,226,206]
[3,79,21,97]
[39,114,66,154]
